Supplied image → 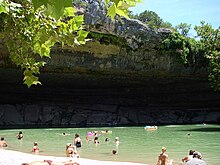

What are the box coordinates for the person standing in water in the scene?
[157,147,174,165]
[74,133,82,148]
[32,142,39,154]
[0,137,8,147]
[17,131,23,140]
[182,149,195,163]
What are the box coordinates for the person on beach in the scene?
[17,131,23,140]
[157,147,174,165]
[66,143,80,158]
[74,133,82,148]
[0,137,8,147]
[32,142,39,154]
[186,151,207,165]
[182,150,195,163]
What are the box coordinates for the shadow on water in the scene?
[180,127,220,132]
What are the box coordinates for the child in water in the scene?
[17,131,23,140]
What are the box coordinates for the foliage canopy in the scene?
[163,21,219,91]
[129,10,173,29]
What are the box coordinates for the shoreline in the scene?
[0,149,148,165]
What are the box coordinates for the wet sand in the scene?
[0,149,148,165]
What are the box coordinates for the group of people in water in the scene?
[1,130,208,165]
[0,131,23,147]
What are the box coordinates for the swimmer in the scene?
[0,137,8,147]
[94,137,99,144]
[62,133,70,136]
[112,149,117,155]
[17,131,23,140]
[32,142,39,154]
[105,138,109,142]
[115,137,120,145]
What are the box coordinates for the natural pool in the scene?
[0,124,219,165]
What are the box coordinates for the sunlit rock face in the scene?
[81,0,168,50]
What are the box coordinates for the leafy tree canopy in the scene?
[175,23,191,37]
[129,10,173,29]
[195,21,220,91]
[163,21,220,91]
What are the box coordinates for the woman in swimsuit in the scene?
[157,147,174,165]
[66,143,80,158]
[66,143,74,157]
[74,134,82,148]
[32,142,39,154]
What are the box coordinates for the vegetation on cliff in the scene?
[131,10,219,91]
[163,22,220,91]
[129,10,173,29]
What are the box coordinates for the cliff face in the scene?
[0,68,219,128]
[0,1,220,128]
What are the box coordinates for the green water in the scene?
[0,124,219,165]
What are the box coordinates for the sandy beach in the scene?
[0,149,148,165]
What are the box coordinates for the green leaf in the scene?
[23,70,33,77]
[107,4,116,20]
[116,8,128,18]
[23,74,41,88]
[63,0,73,7]
[64,7,76,17]
[33,42,41,54]
[33,42,51,58]
[104,0,110,4]
[74,15,84,26]
[32,0,44,11]
[41,0,49,6]
[43,0,66,20]
[46,4,64,20]
[45,36,57,48]
[78,30,89,38]
[0,5,7,14]
[41,44,51,58]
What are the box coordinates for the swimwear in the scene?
[32,146,39,152]
[75,141,81,147]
